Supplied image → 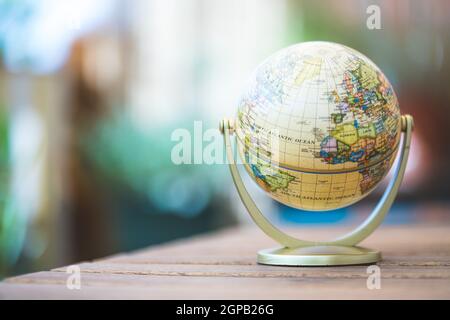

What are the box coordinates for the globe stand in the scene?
[220,115,413,266]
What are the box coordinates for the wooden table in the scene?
[1,224,450,299]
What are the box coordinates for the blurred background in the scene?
[1,0,449,278]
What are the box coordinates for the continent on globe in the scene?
[236,41,401,211]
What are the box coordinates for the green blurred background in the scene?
[1,0,449,278]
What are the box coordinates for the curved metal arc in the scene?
[222,115,413,248]
[331,115,413,245]
[222,120,314,247]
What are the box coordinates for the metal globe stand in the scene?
[220,115,413,266]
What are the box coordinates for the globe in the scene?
[236,41,401,211]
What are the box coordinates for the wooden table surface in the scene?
[1,224,450,299]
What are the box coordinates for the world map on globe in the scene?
[236,41,401,211]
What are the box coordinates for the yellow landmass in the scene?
[331,123,358,145]
[357,124,376,139]
[359,62,379,90]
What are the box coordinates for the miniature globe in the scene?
[236,41,401,211]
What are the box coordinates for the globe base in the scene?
[257,245,381,266]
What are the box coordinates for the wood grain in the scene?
[1,224,450,299]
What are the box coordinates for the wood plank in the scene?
[95,254,450,267]
[46,261,450,280]
[1,271,449,300]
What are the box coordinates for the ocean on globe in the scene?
[236,41,401,211]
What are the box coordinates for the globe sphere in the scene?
[236,41,401,211]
